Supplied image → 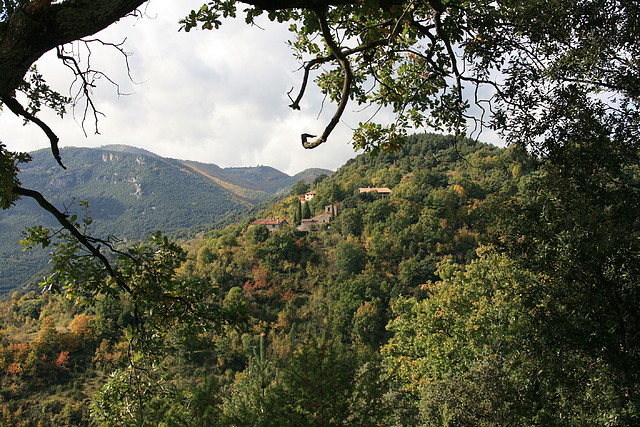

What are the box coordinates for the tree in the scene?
[184,0,638,154]
[246,224,270,243]
[301,200,311,219]
[263,227,302,268]
[1,0,156,308]
[5,0,638,179]
[334,239,366,276]
[1,0,146,174]
[336,207,363,237]
[384,253,637,424]
[313,173,328,186]
[292,198,302,225]
[268,338,356,425]
[288,180,310,197]
[2,1,638,296]
[486,134,640,422]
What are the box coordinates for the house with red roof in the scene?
[250,218,289,231]
[359,187,392,198]
[303,190,317,202]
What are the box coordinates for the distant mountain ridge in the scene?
[99,144,161,157]
[102,144,327,195]
[0,145,331,293]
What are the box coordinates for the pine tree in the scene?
[294,198,302,225]
[302,201,311,220]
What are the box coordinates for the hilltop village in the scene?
[251,187,392,232]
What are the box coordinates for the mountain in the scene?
[98,144,161,157]
[0,146,331,293]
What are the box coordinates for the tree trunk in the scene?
[0,0,147,97]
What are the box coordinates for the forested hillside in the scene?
[0,146,329,292]
[1,132,636,425]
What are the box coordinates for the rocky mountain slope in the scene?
[0,145,331,293]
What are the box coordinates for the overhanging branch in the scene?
[0,95,65,169]
[301,8,353,149]
[239,0,358,11]
[289,38,389,111]
[13,186,132,294]
[433,11,464,135]
[0,0,147,97]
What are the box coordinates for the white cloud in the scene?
[0,0,361,175]
[1,0,505,176]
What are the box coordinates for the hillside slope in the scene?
[0,146,330,293]
[2,132,637,425]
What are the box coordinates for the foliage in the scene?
[0,143,30,210]
[292,197,302,225]
[384,251,639,424]
[5,200,241,424]
[334,239,366,276]
[301,198,311,219]
[2,0,638,424]
[16,65,71,119]
[1,133,639,424]
[288,179,310,197]
[21,214,232,348]
[485,129,640,424]
[183,0,638,157]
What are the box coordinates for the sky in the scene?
[1,0,501,176]
[1,0,375,175]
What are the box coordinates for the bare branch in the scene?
[56,45,105,135]
[53,39,136,135]
[0,0,147,98]
[84,38,138,86]
[289,38,389,111]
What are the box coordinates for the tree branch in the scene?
[289,56,327,111]
[238,0,359,11]
[0,0,147,97]
[288,38,388,111]
[301,9,353,149]
[56,45,105,136]
[13,186,132,294]
[0,95,65,169]
[433,10,464,134]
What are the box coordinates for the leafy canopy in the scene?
[183,0,638,154]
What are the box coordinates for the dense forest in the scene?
[1,132,637,425]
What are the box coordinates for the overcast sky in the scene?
[1,0,501,176]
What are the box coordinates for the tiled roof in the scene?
[359,187,391,193]
[251,218,287,225]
